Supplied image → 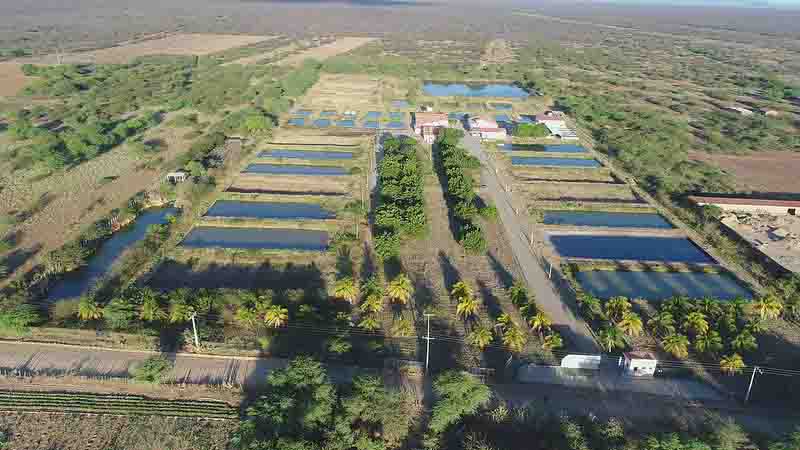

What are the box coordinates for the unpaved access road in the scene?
[461,135,599,353]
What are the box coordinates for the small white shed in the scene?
[623,351,658,377]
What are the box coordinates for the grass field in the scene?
[689,150,800,194]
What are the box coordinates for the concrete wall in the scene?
[705,203,796,215]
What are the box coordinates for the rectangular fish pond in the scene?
[490,103,513,110]
[543,211,674,229]
[364,121,379,129]
[313,119,331,128]
[386,121,405,129]
[336,119,355,128]
[495,114,511,123]
[243,164,348,176]
[575,270,752,301]
[287,118,306,126]
[389,112,405,120]
[181,227,329,251]
[48,207,179,301]
[258,149,354,160]
[548,235,715,264]
[365,111,382,119]
[292,109,313,117]
[204,201,335,220]
[512,157,601,168]
[502,144,588,153]
[423,82,529,98]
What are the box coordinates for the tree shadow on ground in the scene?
[147,259,326,291]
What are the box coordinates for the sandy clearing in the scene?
[278,37,377,66]
[21,33,275,64]
[689,150,800,194]
[480,39,515,65]
[0,62,34,97]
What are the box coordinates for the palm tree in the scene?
[697,297,722,319]
[359,293,385,314]
[719,353,745,376]
[529,311,552,338]
[577,293,603,321]
[784,296,800,322]
[618,311,643,337]
[456,295,480,320]
[750,295,783,321]
[139,295,166,322]
[663,296,692,317]
[731,331,758,353]
[598,326,625,352]
[77,297,103,321]
[495,313,513,331]
[264,305,288,329]
[235,307,259,329]
[685,311,709,335]
[387,274,413,305]
[334,277,359,304]
[451,281,474,302]
[168,301,194,324]
[502,325,526,353]
[694,330,723,355]
[508,283,528,307]
[605,296,631,323]
[543,332,564,351]
[662,334,690,359]
[358,315,381,332]
[648,311,675,336]
[467,325,494,351]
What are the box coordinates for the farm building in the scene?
[689,196,800,215]
[467,115,507,140]
[623,352,658,377]
[534,111,578,140]
[412,112,449,143]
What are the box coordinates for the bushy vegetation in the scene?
[374,136,427,259]
[235,356,417,450]
[435,128,486,254]
[514,123,549,138]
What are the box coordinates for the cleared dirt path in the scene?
[461,135,599,353]
[0,341,358,388]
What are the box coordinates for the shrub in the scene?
[479,204,498,221]
[0,303,40,334]
[460,226,487,254]
[515,123,549,138]
[133,356,173,384]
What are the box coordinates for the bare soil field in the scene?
[689,151,800,194]
[296,73,402,112]
[0,62,34,97]
[0,113,200,282]
[223,41,298,66]
[278,37,377,66]
[514,181,642,204]
[23,33,274,64]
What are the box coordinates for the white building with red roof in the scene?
[412,112,449,143]
[466,116,507,140]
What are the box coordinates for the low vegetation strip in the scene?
[434,129,486,254]
[0,390,238,419]
[373,136,426,259]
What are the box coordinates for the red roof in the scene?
[689,196,800,208]
[414,112,448,125]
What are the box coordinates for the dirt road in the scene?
[461,135,599,353]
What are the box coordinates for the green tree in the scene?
[649,311,676,336]
[139,290,166,322]
[359,315,381,332]
[751,295,783,321]
[618,311,643,337]
[662,334,690,359]
[103,297,137,330]
[387,273,413,305]
[341,376,415,450]
[508,283,528,307]
[685,311,710,335]
[731,331,758,353]
[456,295,480,320]
[244,357,336,443]
[427,371,491,436]
[529,311,552,338]
[168,300,194,324]
[77,297,103,321]
[719,353,745,376]
[0,303,40,334]
[598,326,625,352]
[334,277,359,304]
[604,297,631,323]
[543,332,564,351]
[694,330,724,355]
[467,325,494,351]
[265,305,289,329]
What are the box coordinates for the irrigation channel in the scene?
[505,140,753,300]
[48,207,179,300]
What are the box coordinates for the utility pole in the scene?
[745,366,762,404]
[423,313,434,375]
[190,313,200,350]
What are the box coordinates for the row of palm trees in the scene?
[332,273,414,332]
[576,293,775,375]
[459,281,564,354]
